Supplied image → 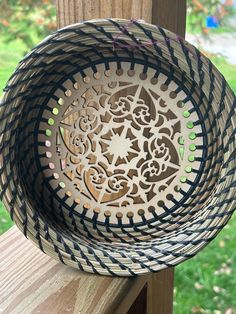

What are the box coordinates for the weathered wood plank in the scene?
[56,0,153,28]
[146,2,186,313]
[147,268,175,314]
[152,0,187,37]
[0,226,148,314]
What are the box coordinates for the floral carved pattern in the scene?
[58,79,182,210]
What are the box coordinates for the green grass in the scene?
[175,213,236,314]
[0,39,26,94]
[0,202,13,234]
[0,33,236,314]
[0,39,25,234]
[213,57,236,93]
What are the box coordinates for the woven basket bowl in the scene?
[1,19,236,276]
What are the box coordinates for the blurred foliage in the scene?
[0,0,56,50]
[187,0,236,36]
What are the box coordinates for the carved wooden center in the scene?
[38,62,204,225]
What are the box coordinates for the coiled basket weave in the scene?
[1,19,236,276]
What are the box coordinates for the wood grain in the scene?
[146,2,186,312]
[128,284,147,314]
[152,0,187,37]
[56,0,153,28]
[0,226,148,314]
[147,268,175,314]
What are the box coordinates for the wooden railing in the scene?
[0,226,174,313]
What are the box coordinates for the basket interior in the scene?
[16,40,222,242]
[1,19,235,275]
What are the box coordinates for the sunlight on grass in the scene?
[175,213,236,314]
[0,39,27,94]
[0,203,13,235]
[212,57,236,94]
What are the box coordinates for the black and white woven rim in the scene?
[0,18,236,276]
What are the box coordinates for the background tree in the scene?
[187,0,235,37]
[0,0,56,50]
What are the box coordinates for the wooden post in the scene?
[152,0,186,37]
[147,268,175,314]
[57,0,153,28]
[56,1,187,314]
[147,3,186,312]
